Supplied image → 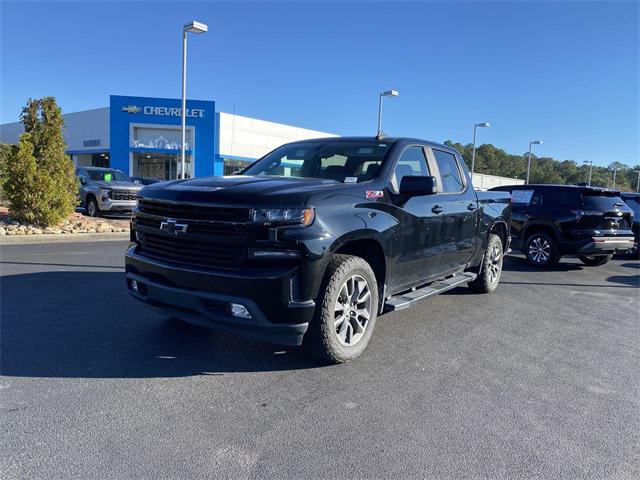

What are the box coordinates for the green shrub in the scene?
[1,98,77,226]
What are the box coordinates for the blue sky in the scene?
[1,1,638,166]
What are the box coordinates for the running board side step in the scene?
[383,272,477,312]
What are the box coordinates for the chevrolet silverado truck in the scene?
[76,167,143,216]
[125,137,512,363]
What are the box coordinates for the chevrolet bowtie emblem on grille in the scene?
[121,105,141,114]
[160,218,188,235]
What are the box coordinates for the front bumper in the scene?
[576,236,636,254]
[125,246,315,346]
[98,198,137,212]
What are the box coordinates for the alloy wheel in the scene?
[488,243,502,283]
[333,274,372,347]
[528,236,550,265]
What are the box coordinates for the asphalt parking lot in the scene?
[1,241,639,479]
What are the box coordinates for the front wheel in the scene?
[304,254,379,364]
[85,196,100,217]
[469,233,504,293]
[578,254,612,266]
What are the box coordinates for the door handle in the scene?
[467,203,477,211]
[432,205,444,214]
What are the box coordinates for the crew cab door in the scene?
[388,145,448,290]
[429,148,478,271]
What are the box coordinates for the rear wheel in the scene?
[304,254,378,364]
[469,233,504,293]
[578,254,612,266]
[524,232,558,267]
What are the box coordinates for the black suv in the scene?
[620,192,640,259]
[491,184,634,267]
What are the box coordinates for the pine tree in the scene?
[2,98,77,226]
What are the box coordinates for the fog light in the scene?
[130,279,139,292]
[229,303,252,319]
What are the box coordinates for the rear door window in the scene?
[432,149,464,193]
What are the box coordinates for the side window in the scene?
[542,189,580,207]
[433,149,464,193]
[510,189,541,208]
[392,146,430,191]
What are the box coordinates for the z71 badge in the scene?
[366,190,384,199]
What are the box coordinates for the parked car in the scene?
[76,167,144,217]
[125,137,511,363]
[130,176,162,186]
[620,192,640,259]
[491,184,635,267]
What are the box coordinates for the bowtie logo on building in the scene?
[122,105,141,114]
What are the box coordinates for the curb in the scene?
[0,232,130,245]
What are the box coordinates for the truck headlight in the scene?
[99,187,111,200]
[252,207,314,226]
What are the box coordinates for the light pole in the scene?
[583,160,593,186]
[612,165,617,189]
[636,169,640,193]
[470,122,490,179]
[377,90,399,137]
[525,140,543,185]
[180,20,208,179]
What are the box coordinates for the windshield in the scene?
[242,140,392,182]
[87,169,129,182]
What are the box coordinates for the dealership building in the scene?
[0,95,336,180]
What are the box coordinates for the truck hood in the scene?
[94,180,144,190]
[140,175,354,206]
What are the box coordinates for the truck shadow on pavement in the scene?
[0,271,325,379]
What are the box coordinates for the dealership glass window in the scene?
[131,126,192,151]
[133,153,192,180]
[223,158,253,175]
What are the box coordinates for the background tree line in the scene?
[444,140,639,192]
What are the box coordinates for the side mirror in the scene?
[79,176,87,185]
[399,175,437,196]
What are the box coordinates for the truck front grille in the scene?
[137,232,243,269]
[138,199,252,222]
[110,190,138,201]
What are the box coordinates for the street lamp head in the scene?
[184,21,208,34]
[530,140,543,145]
[476,122,490,128]
[583,160,592,164]
[381,90,399,97]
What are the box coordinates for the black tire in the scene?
[524,232,558,267]
[578,254,612,266]
[469,233,504,294]
[85,196,100,217]
[304,254,379,364]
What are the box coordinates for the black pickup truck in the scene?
[125,137,512,362]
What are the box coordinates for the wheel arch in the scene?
[330,234,388,312]
[489,220,510,252]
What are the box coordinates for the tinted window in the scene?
[393,146,430,190]
[543,189,580,207]
[582,191,626,211]
[433,149,464,192]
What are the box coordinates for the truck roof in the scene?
[284,136,461,156]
